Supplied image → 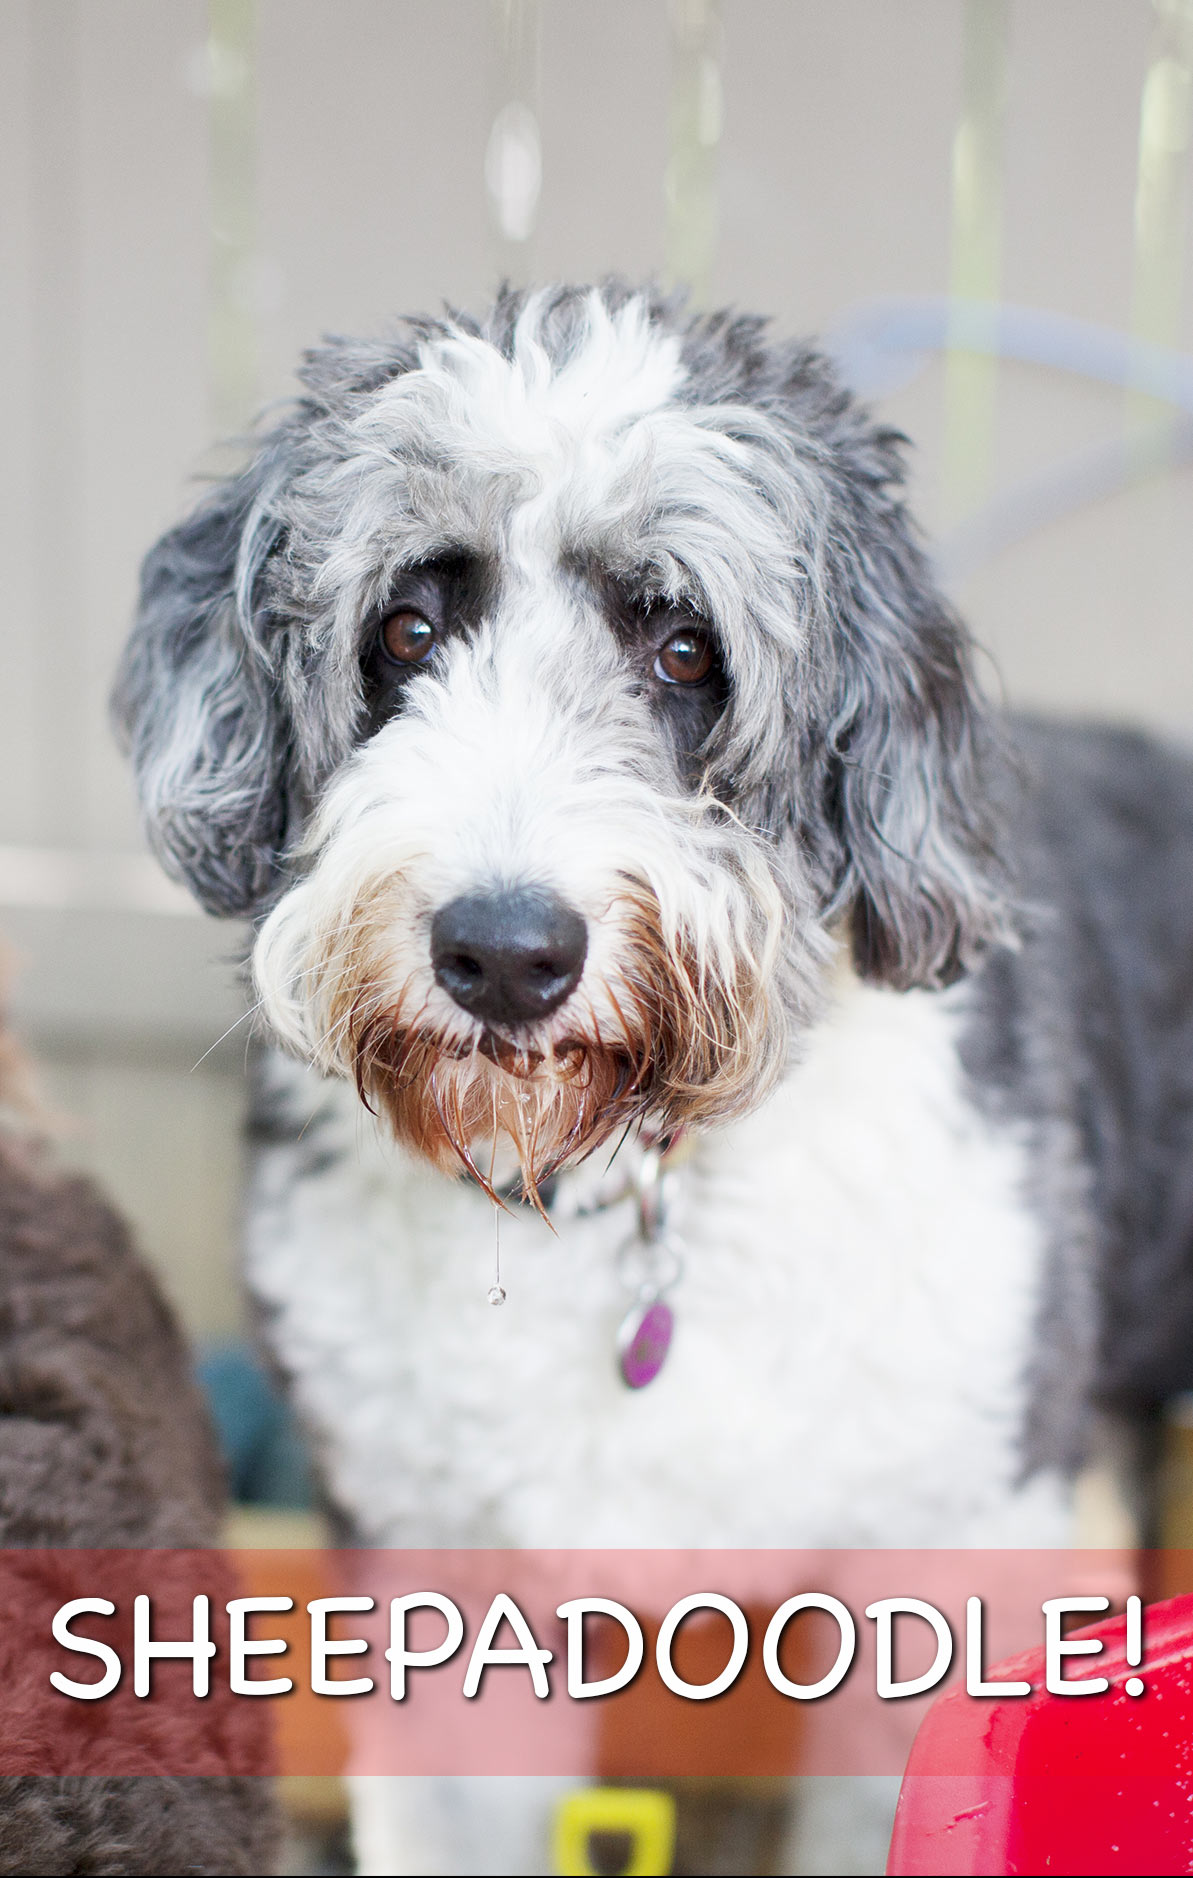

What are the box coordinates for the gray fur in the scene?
[962,719,1193,1462]
[114,282,1008,989]
[115,282,1193,1467]
[672,299,1010,990]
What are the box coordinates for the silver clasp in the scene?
[635,1143,668,1243]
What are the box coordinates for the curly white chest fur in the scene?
[245,973,1073,1551]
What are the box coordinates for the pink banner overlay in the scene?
[6,1545,1186,1778]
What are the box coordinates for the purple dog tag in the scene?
[618,1298,674,1388]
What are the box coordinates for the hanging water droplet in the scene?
[488,1285,507,1306]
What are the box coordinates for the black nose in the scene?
[430,888,588,1028]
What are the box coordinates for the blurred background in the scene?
[0,0,1191,1452]
[2,3,1191,1864]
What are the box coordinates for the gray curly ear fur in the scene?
[114,331,427,919]
[817,454,1012,990]
[751,340,1010,990]
[675,313,1012,990]
[113,454,293,917]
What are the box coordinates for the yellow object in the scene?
[552,1786,677,1877]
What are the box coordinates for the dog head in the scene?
[115,284,1008,1194]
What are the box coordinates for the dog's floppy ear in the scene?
[113,446,293,918]
[114,333,431,918]
[813,424,1011,990]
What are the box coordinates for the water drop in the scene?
[488,1285,507,1306]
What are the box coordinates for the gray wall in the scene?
[1,0,1189,1338]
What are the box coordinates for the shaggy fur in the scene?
[112,283,1193,1873]
[116,284,1009,1206]
[117,286,1007,966]
[0,1026,279,1875]
[962,717,1193,1451]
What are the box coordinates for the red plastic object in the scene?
[887,1594,1193,1876]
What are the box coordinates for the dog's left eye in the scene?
[655,628,715,686]
[380,609,437,665]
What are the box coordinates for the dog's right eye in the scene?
[380,609,436,665]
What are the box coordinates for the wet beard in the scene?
[348,951,775,1210]
[350,1019,647,1210]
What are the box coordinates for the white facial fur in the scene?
[253,296,815,1189]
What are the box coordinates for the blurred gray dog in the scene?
[115,283,1193,1874]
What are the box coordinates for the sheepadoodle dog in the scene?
[116,283,1193,1872]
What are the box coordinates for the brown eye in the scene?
[655,627,715,686]
[380,608,436,665]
